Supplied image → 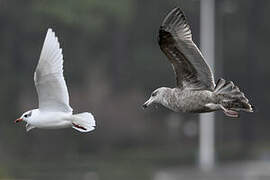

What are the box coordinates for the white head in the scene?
[142,87,172,109]
[15,109,38,124]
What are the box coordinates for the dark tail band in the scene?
[214,78,253,113]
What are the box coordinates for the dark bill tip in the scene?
[142,103,148,109]
[14,118,23,123]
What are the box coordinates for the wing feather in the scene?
[34,28,72,112]
[159,8,215,90]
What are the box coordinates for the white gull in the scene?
[15,28,96,132]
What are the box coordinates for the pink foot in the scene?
[72,123,87,131]
[224,109,239,118]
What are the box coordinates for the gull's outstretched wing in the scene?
[34,28,73,112]
[158,8,215,90]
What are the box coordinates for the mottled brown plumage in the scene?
[143,8,253,118]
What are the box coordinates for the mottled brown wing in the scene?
[158,8,215,90]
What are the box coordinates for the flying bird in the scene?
[15,29,96,132]
[142,8,253,117]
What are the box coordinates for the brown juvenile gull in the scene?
[142,7,253,118]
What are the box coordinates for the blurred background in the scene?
[0,0,269,179]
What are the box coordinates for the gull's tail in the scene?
[71,112,96,133]
[214,78,253,117]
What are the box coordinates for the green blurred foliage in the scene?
[33,0,135,30]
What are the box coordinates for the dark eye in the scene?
[24,111,32,118]
[151,92,157,97]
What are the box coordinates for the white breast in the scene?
[29,111,72,129]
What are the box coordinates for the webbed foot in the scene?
[205,103,239,118]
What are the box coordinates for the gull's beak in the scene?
[14,118,23,123]
[142,98,154,109]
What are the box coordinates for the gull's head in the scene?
[142,87,171,109]
[15,110,35,123]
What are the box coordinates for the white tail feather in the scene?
[72,112,96,133]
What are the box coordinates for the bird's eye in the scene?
[23,111,32,118]
[152,92,157,97]
[24,111,32,118]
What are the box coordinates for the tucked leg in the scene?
[72,123,87,131]
[205,103,239,118]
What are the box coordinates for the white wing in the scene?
[34,28,73,112]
